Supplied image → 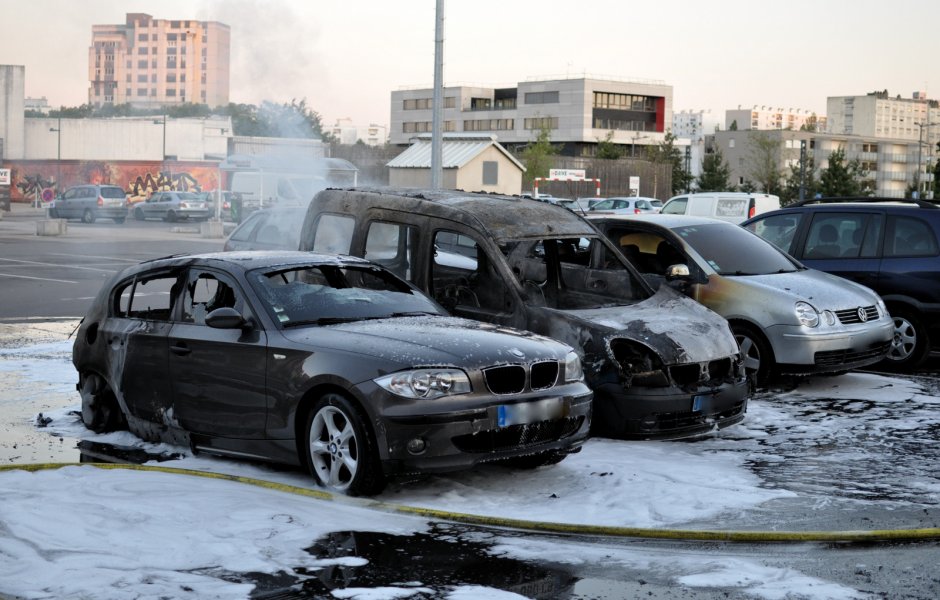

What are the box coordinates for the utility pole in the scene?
[430,0,444,189]
[799,139,807,201]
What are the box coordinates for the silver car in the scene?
[588,214,895,385]
[588,196,659,215]
[49,184,128,224]
[133,191,210,222]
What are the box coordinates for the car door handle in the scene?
[170,342,192,356]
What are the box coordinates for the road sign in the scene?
[0,169,10,186]
[549,169,586,181]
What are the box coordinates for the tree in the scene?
[696,147,732,192]
[744,132,783,195]
[729,120,738,131]
[645,132,692,195]
[595,131,623,159]
[781,155,818,206]
[520,123,559,188]
[817,148,873,197]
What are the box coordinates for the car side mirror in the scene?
[665,264,691,280]
[205,307,247,329]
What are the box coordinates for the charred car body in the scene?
[299,188,749,439]
[72,251,592,495]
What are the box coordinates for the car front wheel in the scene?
[79,373,125,433]
[884,307,929,369]
[731,323,774,388]
[82,209,96,224]
[134,207,146,221]
[305,393,385,496]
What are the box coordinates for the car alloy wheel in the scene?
[82,208,96,224]
[885,308,929,369]
[305,393,384,496]
[79,373,125,433]
[731,323,772,387]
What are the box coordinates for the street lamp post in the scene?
[915,121,939,198]
[48,113,61,209]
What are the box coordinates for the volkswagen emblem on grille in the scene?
[509,347,526,359]
[857,307,868,322]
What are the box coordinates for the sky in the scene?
[1,323,939,597]
[4,0,940,130]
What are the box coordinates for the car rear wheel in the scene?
[164,210,177,222]
[134,207,146,221]
[731,323,773,388]
[884,307,929,369]
[82,209,96,224]
[305,393,385,496]
[79,373,125,433]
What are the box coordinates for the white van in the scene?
[660,192,780,224]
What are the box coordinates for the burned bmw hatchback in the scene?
[299,188,749,439]
[72,251,592,495]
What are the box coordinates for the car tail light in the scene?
[180,202,190,209]
[748,201,756,218]
[97,196,104,207]
[634,208,641,214]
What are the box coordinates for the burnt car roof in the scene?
[131,251,372,275]
[318,187,598,240]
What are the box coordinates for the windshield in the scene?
[248,263,443,327]
[673,223,799,275]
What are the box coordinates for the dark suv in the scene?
[743,198,940,369]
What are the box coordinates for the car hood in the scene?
[280,315,569,369]
[725,268,880,310]
[535,285,739,365]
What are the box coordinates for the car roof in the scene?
[742,198,940,224]
[130,250,372,275]
[315,187,598,240]
[586,213,731,229]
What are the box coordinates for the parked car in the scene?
[223,207,306,251]
[133,191,210,222]
[194,190,236,221]
[743,197,940,369]
[588,196,659,215]
[661,192,780,224]
[299,188,749,440]
[72,251,592,496]
[588,214,894,385]
[48,184,128,224]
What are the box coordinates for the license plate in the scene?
[498,397,565,427]
[691,394,714,412]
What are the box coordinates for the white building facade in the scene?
[329,118,388,146]
[725,105,825,132]
[390,76,673,157]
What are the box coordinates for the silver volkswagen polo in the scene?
[588,214,895,385]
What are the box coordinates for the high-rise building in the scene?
[826,90,940,143]
[724,105,825,132]
[89,13,230,108]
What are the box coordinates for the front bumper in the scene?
[767,319,894,374]
[591,376,749,440]
[376,388,593,474]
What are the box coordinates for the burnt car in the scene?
[72,251,592,496]
[299,188,749,439]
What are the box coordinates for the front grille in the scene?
[483,365,526,394]
[483,362,560,395]
[530,361,559,390]
[451,416,584,453]
[835,305,879,325]
[814,342,890,367]
[669,357,734,386]
[638,399,748,434]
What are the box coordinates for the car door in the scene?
[56,187,80,219]
[168,268,268,438]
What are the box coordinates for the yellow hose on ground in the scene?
[4,462,939,543]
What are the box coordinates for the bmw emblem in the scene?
[509,347,526,359]
[857,307,868,322]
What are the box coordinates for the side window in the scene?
[886,216,939,257]
[182,271,248,325]
[312,214,354,254]
[431,230,507,313]
[228,215,261,242]
[365,221,418,281]
[115,273,181,320]
[803,213,863,259]
[745,213,802,254]
[661,197,687,215]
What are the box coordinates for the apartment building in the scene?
[389,76,673,157]
[826,90,940,145]
[89,13,230,108]
[329,118,388,146]
[712,128,928,199]
[724,105,825,132]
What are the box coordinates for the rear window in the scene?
[100,187,127,198]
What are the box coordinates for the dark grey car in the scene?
[49,184,128,224]
[72,251,592,495]
[133,191,210,222]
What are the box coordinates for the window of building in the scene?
[523,117,558,130]
[167,33,177,41]
[151,74,157,83]
[167,47,177,55]
[167,88,176,97]
[138,33,148,42]
[525,91,559,105]
[138,47,148,55]
[167,59,177,68]
[126,60,132,68]
[482,161,498,186]
[470,97,492,110]
[137,74,148,83]
[166,73,177,83]
[126,74,132,82]
[445,96,456,109]
[137,88,148,97]
[138,59,148,68]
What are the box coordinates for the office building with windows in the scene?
[389,76,673,157]
[724,105,825,132]
[89,13,230,108]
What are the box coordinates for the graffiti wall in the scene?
[4,160,222,204]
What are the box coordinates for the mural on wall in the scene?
[5,161,221,203]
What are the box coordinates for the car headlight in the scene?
[564,351,583,382]
[374,369,471,399]
[876,298,888,319]
[795,301,819,328]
